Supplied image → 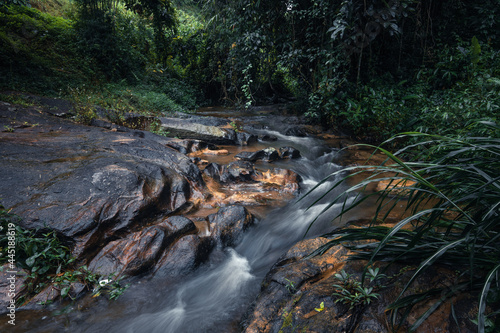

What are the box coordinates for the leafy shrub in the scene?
[0,204,129,304]
[0,204,73,297]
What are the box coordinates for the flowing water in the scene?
[7,110,365,333]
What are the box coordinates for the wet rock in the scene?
[235,131,258,146]
[190,156,209,168]
[235,147,280,163]
[221,161,256,183]
[203,162,226,183]
[242,237,344,333]
[285,126,309,137]
[166,139,217,154]
[90,118,129,132]
[252,168,302,194]
[209,205,254,247]
[242,236,478,333]
[88,216,197,277]
[159,116,257,146]
[259,134,278,142]
[260,148,280,162]
[202,148,229,156]
[154,235,214,278]
[0,265,28,313]
[21,284,61,310]
[0,104,207,260]
[234,151,261,162]
[278,146,301,159]
[160,116,235,145]
[205,161,257,184]
[89,226,167,277]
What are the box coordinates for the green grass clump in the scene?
[307,121,500,331]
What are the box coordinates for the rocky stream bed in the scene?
[0,96,478,332]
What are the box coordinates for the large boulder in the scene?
[0,105,206,259]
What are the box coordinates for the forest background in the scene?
[1,0,498,142]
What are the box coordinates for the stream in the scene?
[10,108,362,333]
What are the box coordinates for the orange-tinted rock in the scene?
[242,236,478,333]
[252,168,301,194]
[0,104,207,261]
[88,217,196,277]
[376,179,417,197]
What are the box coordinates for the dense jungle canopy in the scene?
[1,0,498,140]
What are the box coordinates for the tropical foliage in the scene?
[306,121,500,331]
[0,204,128,304]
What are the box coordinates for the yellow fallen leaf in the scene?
[315,301,325,312]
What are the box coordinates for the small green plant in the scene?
[91,272,130,300]
[332,267,384,310]
[284,278,296,294]
[151,128,170,137]
[229,121,240,133]
[3,125,14,132]
[0,204,129,305]
[68,86,98,124]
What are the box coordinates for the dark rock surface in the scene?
[235,148,280,163]
[0,265,28,310]
[0,105,206,260]
[278,146,301,159]
[208,205,254,247]
[235,131,258,146]
[258,134,278,142]
[242,236,478,333]
[166,139,217,154]
[88,217,197,277]
[285,126,309,137]
[154,234,214,278]
[222,161,257,183]
[159,115,257,145]
[0,100,268,313]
